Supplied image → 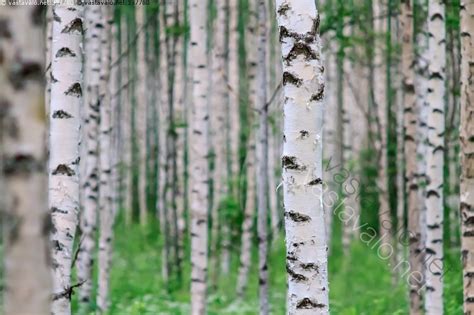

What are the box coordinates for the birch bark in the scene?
[424,1,446,313]
[189,0,210,312]
[97,6,113,312]
[49,5,84,315]
[135,5,148,226]
[0,6,52,315]
[257,0,269,313]
[120,14,133,225]
[460,1,474,313]
[373,0,393,253]
[77,6,101,305]
[276,1,329,313]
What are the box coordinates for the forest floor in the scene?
[72,218,463,315]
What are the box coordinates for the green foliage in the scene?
[78,219,462,314]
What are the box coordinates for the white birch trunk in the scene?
[189,0,210,313]
[276,1,329,313]
[120,14,133,225]
[77,6,101,306]
[229,0,241,190]
[1,6,52,315]
[257,0,269,313]
[210,0,230,284]
[413,8,430,312]
[135,6,148,226]
[460,1,474,313]
[97,6,113,312]
[49,5,84,315]
[158,5,171,282]
[400,1,418,294]
[173,0,187,274]
[236,131,256,297]
[424,1,446,313]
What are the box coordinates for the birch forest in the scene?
[0,0,473,314]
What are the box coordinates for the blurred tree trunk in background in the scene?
[460,1,474,314]
[135,5,148,227]
[97,6,113,312]
[0,6,52,315]
[256,0,269,313]
[189,0,210,312]
[77,6,102,308]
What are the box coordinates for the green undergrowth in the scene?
[72,216,463,314]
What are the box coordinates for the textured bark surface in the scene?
[135,6,148,226]
[257,0,269,313]
[400,1,422,310]
[460,1,474,314]
[97,7,113,312]
[77,6,102,306]
[189,0,210,313]
[424,1,446,314]
[413,5,430,312]
[276,1,329,314]
[0,6,52,315]
[49,5,84,315]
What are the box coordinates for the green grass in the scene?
[73,218,463,314]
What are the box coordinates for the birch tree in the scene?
[424,1,446,313]
[49,4,84,315]
[460,1,474,313]
[120,14,133,225]
[276,0,329,313]
[398,0,414,282]
[236,131,256,297]
[236,0,258,295]
[400,0,422,308]
[97,6,113,312]
[135,5,148,226]
[0,6,52,315]
[189,0,210,312]
[77,5,102,306]
[210,0,229,286]
[373,0,393,252]
[256,0,269,313]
